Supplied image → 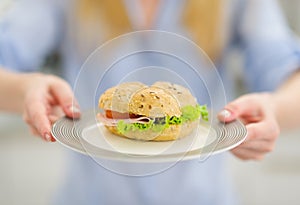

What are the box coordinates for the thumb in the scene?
[217,109,235,122]
[218,94,261,123]
[49,76,81,118]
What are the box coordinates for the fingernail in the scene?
[44,133,52,142]
[219,109,231,118]
[69,105,80,114]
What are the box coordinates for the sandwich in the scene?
[97,81,208,141]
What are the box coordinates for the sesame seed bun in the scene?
[99,82,146,113]
[152,81,198,107]
[129,86,181,118]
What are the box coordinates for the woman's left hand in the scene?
[218,93,280,160]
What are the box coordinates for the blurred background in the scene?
[1,1,300,205]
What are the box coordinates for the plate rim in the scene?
[51,110,247,163]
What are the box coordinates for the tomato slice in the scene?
[105,110,139,119]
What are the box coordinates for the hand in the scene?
[21,74,80,142]
[218,93,280,160]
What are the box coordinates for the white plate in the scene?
[81,123,216,156]
[51,110,247,163]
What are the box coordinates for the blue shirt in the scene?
[1,0,300,204]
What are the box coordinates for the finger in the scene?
[49,114,60,124]
[245,120,279,142]
[218,94,263,123]
[24,111,50,140]
[28,121,54,141]
[49,77,81,119]
[26,101,54,142]
[48,133,56,142]
[237,139,275,153]
[30,126,55,141]
[29,125,40,136]
[217,109,235,122]
[230,147,264,161]
[50,106,65,118]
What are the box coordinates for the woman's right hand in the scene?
[21,73,81,142]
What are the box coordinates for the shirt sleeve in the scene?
[238,0,300,92]
[0,0,63,72]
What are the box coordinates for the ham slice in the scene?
[97,113,152,126]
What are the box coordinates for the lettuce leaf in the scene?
[116,104,208,134]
